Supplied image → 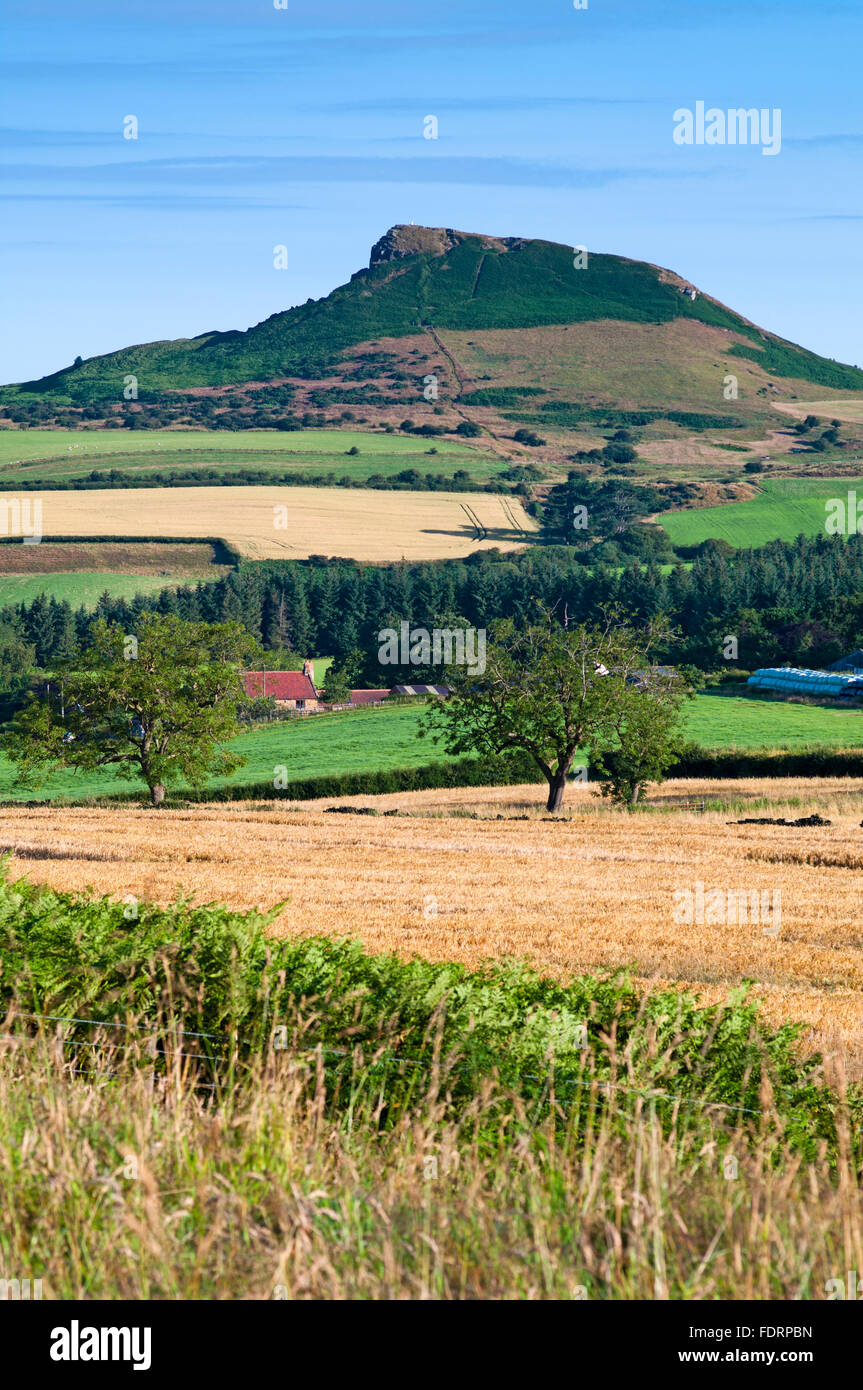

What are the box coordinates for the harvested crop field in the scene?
[3,776,863,1069]
[774,398,863,425]
[19,486,536,561]
[0,540,223,575]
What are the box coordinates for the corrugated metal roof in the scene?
[828,650,863,671]
[391,684,451,696]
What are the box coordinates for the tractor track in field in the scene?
[421,322,517,462]
[423,323,469,401]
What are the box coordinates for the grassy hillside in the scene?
[11,227,863,407]
[3,693,863,804]
[658,477,863,549]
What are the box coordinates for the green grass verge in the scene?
[1,873,856,1301]
[1,871,846,1154]
[4,693,863,804]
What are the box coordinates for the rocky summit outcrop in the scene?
[369,224,513,267]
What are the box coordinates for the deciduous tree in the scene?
[422,612,690,811]
[2,613,258,806]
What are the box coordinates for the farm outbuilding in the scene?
[348,689,392,706]
[827,650,863,672]
[391,685,451,697]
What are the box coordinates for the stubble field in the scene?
[15,485,536,560]
[3,775,862,1069]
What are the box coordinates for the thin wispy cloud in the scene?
[317,96,657,114]
[784,133,863,148]
[0,192,310,211]
[0,153,712,191]
[789,212,863,221]
[0,127,120,148]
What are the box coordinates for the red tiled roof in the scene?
[243,671,317,701]
[349,689,391,704]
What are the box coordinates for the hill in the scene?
[6,227,863,473]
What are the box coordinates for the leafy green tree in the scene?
[590,673,692,806]
[0,621,35,688]
[0,622,36,721]
[323,648,365,703]
[1,613,259,806]
[602,442,637,465]
[421,613,688,811]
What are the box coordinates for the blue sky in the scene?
[1,0,861,385]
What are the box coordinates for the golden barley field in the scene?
[25,486,536,561]
[3,776,863,1069]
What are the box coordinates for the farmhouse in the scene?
[243,661,319,710]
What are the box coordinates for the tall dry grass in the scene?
[1,1024,860,1301]
[1,868,860,1302]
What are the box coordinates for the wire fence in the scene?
[0,1008,767,1118]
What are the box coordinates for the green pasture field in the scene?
[0,429,499,485]
[311,656,333,688]
[2,691,863,803]
[0,541,228,611]
[658,476,863,549]
[0,572,193,609]
[683,691,863,749]
[0,703,439,802]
